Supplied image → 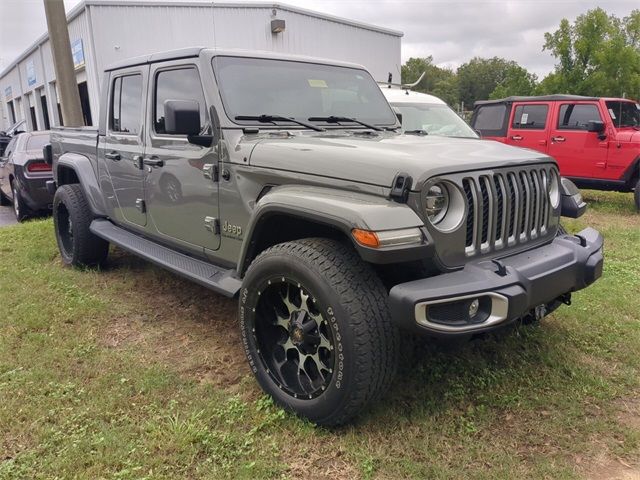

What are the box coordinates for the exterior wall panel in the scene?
[0,1,402,131]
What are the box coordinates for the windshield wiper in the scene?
[307,116,384,132]
[234,114,325,132]
[404,129,429,136]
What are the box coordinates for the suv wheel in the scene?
[634,178,640,212]
[53,184,109,267]
[12,182,31,222]
[240,238,399,426]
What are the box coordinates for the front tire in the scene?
[239,238,400,426]
[53,184,109,267]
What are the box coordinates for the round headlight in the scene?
[425,183,449,224]
[548,170,560,209]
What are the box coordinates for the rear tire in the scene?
[239,238,400,426]
[11,182,31,222]
[53,184,109,267]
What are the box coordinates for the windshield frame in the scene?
[211,55,398,130]
[392,101,479,139]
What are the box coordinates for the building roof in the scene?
[0,1,402,80]
[103,47,369,72]
[474,94,600,106]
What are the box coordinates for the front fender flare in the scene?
[56,153,107,217]
[238,185,430,272]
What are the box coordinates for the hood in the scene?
[248,131,554,189]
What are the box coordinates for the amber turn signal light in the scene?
[351,229,380,248]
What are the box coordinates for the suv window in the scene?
[2,136,18,159]
[557,104,602,130]
[512,104,548,129]
[154,67,207,134]
[110,74,143,134]
[474,104,506,131]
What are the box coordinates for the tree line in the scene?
[400,8,640,109]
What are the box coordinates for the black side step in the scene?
[90,219,242,297]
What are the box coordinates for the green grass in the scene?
[1,190,639,479]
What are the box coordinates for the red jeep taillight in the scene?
[26,161,52,173]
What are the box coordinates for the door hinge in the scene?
[204,216,220,234]
[135,198,146,213]
[203,163,219,182]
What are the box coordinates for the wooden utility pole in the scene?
[43,0,83,126]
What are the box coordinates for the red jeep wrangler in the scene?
[471,95,640,210]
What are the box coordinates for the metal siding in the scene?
[0,2,401,130]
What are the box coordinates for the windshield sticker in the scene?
[608,108,616,119]
[520,113,529,124]
[307,79,328,88]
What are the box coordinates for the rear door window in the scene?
[110,74,143,135]
[557,104,602,130]
[511,104,548,129]
[474,104,507,131]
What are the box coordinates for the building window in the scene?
[110,74,143,134]
[77,81,92,126]
[7,101,16,124]
[40,94,51,130]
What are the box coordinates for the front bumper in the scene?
[388,227,604,336]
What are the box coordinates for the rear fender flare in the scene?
[56,153,107,217]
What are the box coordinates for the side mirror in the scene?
[560,177,587,218]
[587,120,605,134]
[164,99,201,136]
[43,144,53,165]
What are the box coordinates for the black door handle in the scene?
[143,157,164,167]
[105,151,121,160]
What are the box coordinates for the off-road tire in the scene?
[53,184,109,267]
[239,238,400,426]
[11,182,31,222]
[634,178,640,212]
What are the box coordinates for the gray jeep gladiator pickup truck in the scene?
[47,47,604,426]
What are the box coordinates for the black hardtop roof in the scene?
[474,94,600,107]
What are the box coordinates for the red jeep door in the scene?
[548,102,608,178]
[506,102,550,153]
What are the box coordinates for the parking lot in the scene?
[0,205,16,227]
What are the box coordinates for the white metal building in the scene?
[0,1,403,131]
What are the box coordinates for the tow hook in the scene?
[560,293,572,306]
[534,304,547,321]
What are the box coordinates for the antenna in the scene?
[377,71,426,91]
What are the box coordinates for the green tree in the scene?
[401,56,460,106]
[490,65,538,99]
[540,8,640,98]
[457,57,537,107]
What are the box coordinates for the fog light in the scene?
[468,298,480,318]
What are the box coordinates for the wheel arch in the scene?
[55,153,107,217]
[237,185,427,274]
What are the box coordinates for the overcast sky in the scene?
[1,0,637,78]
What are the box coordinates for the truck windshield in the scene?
[605,101,640,128]
[213,56,397,128]
[395,103,478,138]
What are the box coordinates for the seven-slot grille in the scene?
[462,166,557,256]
